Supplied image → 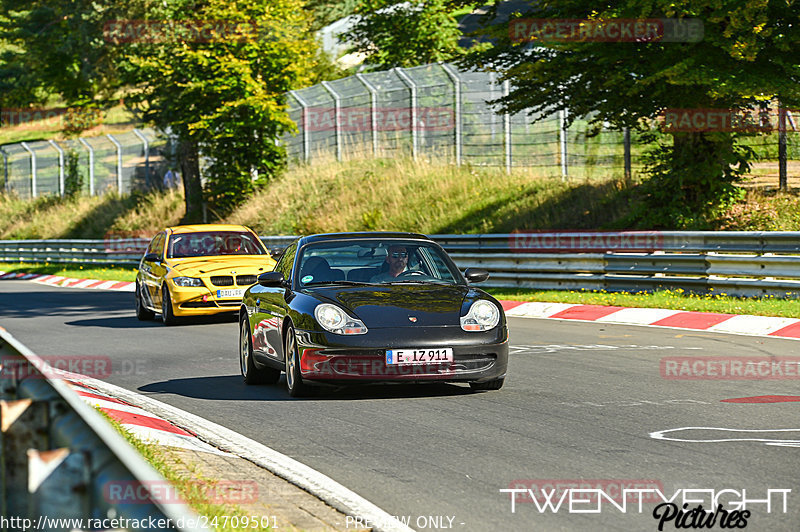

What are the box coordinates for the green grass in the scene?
[99,411,271,532]
[0,262,138,281]
[1,155,799,240]
[487,287,800,318]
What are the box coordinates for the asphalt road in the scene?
[1,281,799,531]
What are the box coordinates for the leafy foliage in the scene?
[456,0,800,227]
[347,0,467,68]
[117,0,319,218]
[0,0,129,108]
[307,0,361,31]
[64,148,84,197]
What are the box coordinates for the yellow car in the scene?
[135,224,276,325]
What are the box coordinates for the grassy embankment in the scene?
[101,412,272,532]
[2,156,800,316]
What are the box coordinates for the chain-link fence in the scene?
[0,128,171,199]
[283,62,800,184]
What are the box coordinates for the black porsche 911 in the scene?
[238,232,508,396]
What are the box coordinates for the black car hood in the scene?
[309,284,471,328]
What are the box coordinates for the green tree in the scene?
[346,0,467,69]
[457,0,800,228]
[307,0,361,31]
[0,0,129,106]
[117,0,319,219]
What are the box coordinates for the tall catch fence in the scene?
[284,62,800,184]
[0,128,171,199]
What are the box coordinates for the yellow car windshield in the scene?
[167,231,265,258]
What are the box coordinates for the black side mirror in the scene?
[258,271,286,288]
[464,268,490,283]
[143,253,161,262]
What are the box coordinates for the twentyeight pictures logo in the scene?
[501,484,791,530]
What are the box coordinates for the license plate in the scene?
[216,288,245,299]
[386,348,453,365]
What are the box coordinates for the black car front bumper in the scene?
[294,326,508,384]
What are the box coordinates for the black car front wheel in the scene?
[240,318,280,385]
[284,326,312,397]
[135,282,154,321]
[469,377,505,391]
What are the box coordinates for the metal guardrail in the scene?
[3,232,800,297]
[0,328,205,531]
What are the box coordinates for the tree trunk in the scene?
[178,137,203,222]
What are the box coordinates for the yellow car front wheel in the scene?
[161,284,178,326]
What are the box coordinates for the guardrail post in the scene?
[320,81,343,162]
[0,398,50,518]
[394,67,418,160]
[559,109,569,181]
[441,63,462,166]
[355,74,379,157]
[289,91,311,163]
[19,142,37,198]
[28,448,90,521]
[132,129,150,188]
[49,140,65,196]
[78,138,95,196]
[106,134,123,194]
[503,80,511,174]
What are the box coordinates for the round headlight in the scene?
[472,300,499,326]
[315,304,346,330]
[461,300,500,331]
[314,303,368,335]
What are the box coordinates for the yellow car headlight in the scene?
[173,276,204,287]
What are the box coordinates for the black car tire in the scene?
[469,377,505,391]
[284,326,312,397]
[135,282,155,321]
[161,284,177,326]
[240,318,280,385]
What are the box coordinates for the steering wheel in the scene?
[398,270,426,277]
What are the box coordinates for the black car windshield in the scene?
[167,231,266,258]
[296,240,462,286]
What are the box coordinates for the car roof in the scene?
[297,232,432,245]
[166,224,254,234]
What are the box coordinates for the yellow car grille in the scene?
[209,275,257,287]
[236,275,257,286]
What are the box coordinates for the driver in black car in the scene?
[370,245,409,282]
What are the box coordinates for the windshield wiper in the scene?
[385,279,451,285]
[304,280,380,286]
